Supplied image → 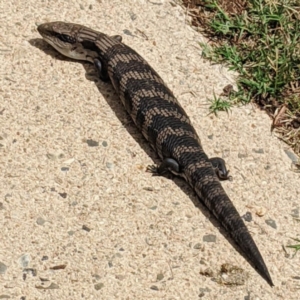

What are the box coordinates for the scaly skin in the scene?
[37,21,273,286]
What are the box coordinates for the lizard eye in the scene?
[58,34,76,44]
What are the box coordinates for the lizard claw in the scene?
[146,164,159,175]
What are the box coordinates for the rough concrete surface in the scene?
[0,0,300,299]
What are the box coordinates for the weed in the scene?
[208,92,232,115]
[287,238,300,257]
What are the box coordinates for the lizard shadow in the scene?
[31,38,265,282]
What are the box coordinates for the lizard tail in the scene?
[190,161,274,286]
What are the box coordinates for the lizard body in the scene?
[38,21,273,286]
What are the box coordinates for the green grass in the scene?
[193,0,300,156]
[208,92,232,115]
[287,238,300,257]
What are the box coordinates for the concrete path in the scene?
[0,0,299,298]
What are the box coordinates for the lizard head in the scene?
[37,21,99,63]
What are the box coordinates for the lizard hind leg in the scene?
[209,157,232,181]
[146,158,181,177]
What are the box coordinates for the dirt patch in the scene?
[182,0,248,34]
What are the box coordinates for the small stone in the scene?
[150,206,157,210]
[156,273,164,281]
[50,265,67,270]
[255,206,267,217]
[284,150,298,163]
[0,262,8,274]
[19,254,30,268]
[82,225,91,232]
[265,219,277,229]
[94,283,104,290]
[200,268,213,277]
[23,268,37,276]
[36,217,45,225]
[291,208,299,218]
[61,167,69,172]
[102,141,108,147]
[203,234,216,243]
[123,29,133,36]
[106,162,114,169]
[193,243,202,249]
[46,153,56,160]
[115,274,125,280]
[150,285,159,291]
[199,287,211,293]
[92,274,101,281]
[242,212,252,222]
[86,139,99,147]
[47,283,59,289]
[58,192,67,198]
[252,148,264,154]
[41,256,48,261]
[238,152,247,158]
[0,295,11,299]
[143,187,154,191]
